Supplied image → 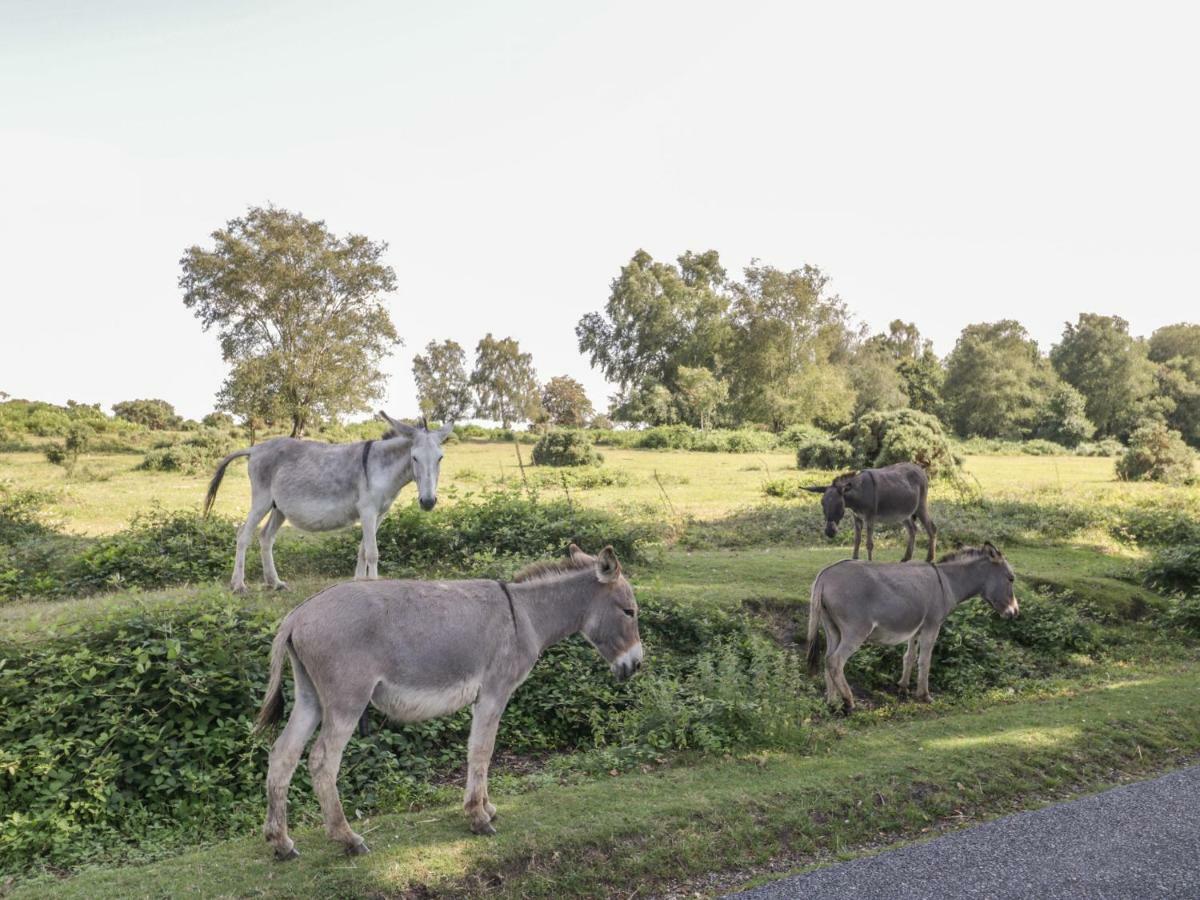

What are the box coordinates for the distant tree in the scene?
[878,321,945,419]
[850,339,908,418]
[540,376,594,427]
[112,399,182,430]
[471,334,539,428]
[216,356,286,444]
[674,366,728,430]
[412,339,472,423]
[1149,323,1200,447]
[43,423,92,474]
[726,262,855,431]
[1034,383,1095,447]
[1050,314,1155,438]
[577,249,730,423]
[180,206,399,437]
[943,320,1052,438]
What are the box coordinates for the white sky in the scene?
[1,1,1197,420]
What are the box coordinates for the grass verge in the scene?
[13,663,1199,900]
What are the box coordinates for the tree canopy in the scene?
[1050,314,1155,438]
[540,376,594,427]
[180,206,398,437]
[470,334,539,428]
[412,339,472,424]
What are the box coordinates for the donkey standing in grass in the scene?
[205,411,452,593]
[803,461,937,562]
[254,544,643,859]
[806,543,1019,711]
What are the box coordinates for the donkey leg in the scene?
[308,708,370,854]
[827,626,869,712]
[822,618,843,705]
[356,508,380,580]
[865,521,875,561]
[355,541,367,579]
[232,494,274,593]
[918,507,938,562]
[902,519,917,563]
[915,625,942,702]
[259,508,288,590]
[264,659,321,860]
[899,636,917,690]
[464,695,507,835]
[851,518,863,559]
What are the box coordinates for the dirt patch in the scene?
[742,597,808,646]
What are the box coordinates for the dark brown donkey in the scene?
[804,461,937,561]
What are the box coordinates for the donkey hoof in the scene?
[231,582,248,595]
[274,846,300,862]
[346,840,370,856]
[472,821,497,836]
[270,581,288,591]
[916,693,933,704]
[484,802,497,820]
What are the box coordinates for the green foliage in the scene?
[1051,313,1157,438]
[1163,594,1200,635]
[112,399,182,430]
[531,431,602,467]
[943,320,1053,438]
[1034,383,1095,447]
[412,339,473,423]
[1144,546,1200,595]
[42,423,93,472]
[1115,421,1194,484]
[471,334,540,427]
[794,435,855,470]
[181,206,400,437]
[540,375,595,428]
[837,409,960,476]
[673,366,728,430]
[137,430,234,474]
[1073,438,1126,457]
[201,411,234,430]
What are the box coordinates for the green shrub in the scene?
[795,435,855,470]
[1116,421,1195,484]
[1021,439,1068,456]
[1163,595,1200,635]
[635,424,696,450]
[1144,545,1200,595]
[138,430,235,475]
[778,423,829,448]
[1075,438,1125,457]
[112,398,183,430]
[838,409,960,477]
[531,430,602,467]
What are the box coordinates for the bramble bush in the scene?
[837,409,960,477]
[794,434,855,470]
[138,429,235,475]
[1116,421,1195,484]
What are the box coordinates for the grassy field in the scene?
[2,442,1197,897]
[0,442,1185,536]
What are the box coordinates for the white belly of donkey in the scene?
[370,679,480,723]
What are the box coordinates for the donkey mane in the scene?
[937,544,995,563]
[511,554,594,583]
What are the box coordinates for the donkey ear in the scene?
[435,421,454,441]
[568,543,592,562]
[801,485,828,494]
[596,545,621,583]
[378,410,416,437]
[983,541,1003,561]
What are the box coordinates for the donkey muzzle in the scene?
[612,643,644,682]
[419,497,437,511]
[824,522,839,539]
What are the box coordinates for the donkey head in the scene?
[978,542,1019,619]
[803,473,858,538]
[569,543,643,682]
[378,411,454,510]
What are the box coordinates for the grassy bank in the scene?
[13,662,1198,899]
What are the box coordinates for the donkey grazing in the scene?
[806,542,1019,711]
[803,461,937,562]
[205,411,452,592]
[255,544,643,859]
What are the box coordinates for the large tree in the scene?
[849,338,908,418]
[943,320,1053,438]
[674,366,728,430]
[726,262,855,431]
[412,339,472,423]
[1148,323,1200,447]
[112,398,182,430]
[1050,314,1155,438]
[471,334,539,427]
[878,320,945,419]
[540,375,594,427]
[576,249,730,423]
[180,206,399,437]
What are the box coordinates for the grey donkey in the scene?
[204,411,452,592]
[254,544,644,859]
[803,461,937,562]
[806,542,1019,711]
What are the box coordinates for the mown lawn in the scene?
[12,663,1198,900]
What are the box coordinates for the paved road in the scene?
[729,765,1200,899]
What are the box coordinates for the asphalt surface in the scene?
[728,765,1200,899]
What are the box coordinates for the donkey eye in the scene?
[622,608,635,618]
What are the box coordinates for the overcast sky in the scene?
[2,1,1197,420]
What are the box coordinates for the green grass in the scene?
[14,663,1198,900]
[5,445,1183,537]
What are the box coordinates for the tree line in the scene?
[175,208,1199,448]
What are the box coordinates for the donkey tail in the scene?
[254,621,294,735]
[204,448,252,517]
[806,574,825,675]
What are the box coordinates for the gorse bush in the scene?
[531,430,603,466]
[1116,421,1194,484]
[795,434,855,470]
[837,409,960,477]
